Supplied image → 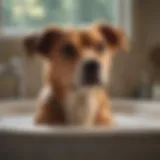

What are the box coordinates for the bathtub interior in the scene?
[0,99,160,130]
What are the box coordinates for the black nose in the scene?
[82,60,100,85]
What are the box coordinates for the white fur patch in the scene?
[37,86,52,104]
[64,88,99,126]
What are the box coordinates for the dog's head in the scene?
[23,23,126,89]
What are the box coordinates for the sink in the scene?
[0,99,160,160]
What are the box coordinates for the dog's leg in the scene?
[34,86,65,125]
[35,103,57,125]
[95,103,113,125]
[94,90,113,126]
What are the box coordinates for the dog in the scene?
[23,22,126,126]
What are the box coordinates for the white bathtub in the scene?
[0,99,160,160]
[0,99,160,128]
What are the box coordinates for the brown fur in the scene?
[23,22,126,126]
[35,90,65,124]
[94,89,113,125]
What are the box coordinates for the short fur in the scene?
[23,22,126,126]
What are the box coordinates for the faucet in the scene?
[0,56,26,99]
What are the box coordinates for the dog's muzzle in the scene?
[82,60,100,86]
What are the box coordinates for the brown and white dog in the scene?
[23,22,126,126]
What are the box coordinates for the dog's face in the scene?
[24,23,126,89]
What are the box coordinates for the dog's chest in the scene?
[64,89,99,125]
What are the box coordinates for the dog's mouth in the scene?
[81,60,100,86]
[82,70,100,86]
[71,79,101,91]
[71,60,102,89]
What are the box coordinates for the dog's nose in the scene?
[84,60,99,72]
[82,60,100,85]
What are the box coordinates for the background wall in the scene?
[0,36,43,98]
[0,0,160,99]
[106,0,160,97]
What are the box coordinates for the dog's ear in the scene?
[23,27,63,58]
[95,23,127,51]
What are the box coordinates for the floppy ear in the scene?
[96,23,127,51]
[23,27,63,58]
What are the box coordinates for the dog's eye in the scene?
[61,43,77,59]
[95,43,105,53]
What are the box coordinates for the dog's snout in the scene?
[82,60,100,85]
[83,60,99,73]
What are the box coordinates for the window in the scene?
[1,0,117,30]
